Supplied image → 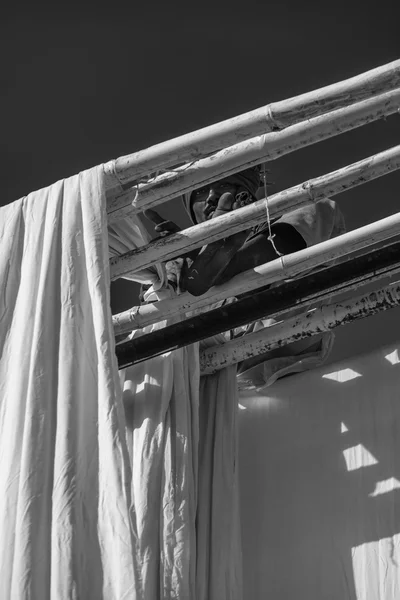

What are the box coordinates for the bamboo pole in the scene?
[200,279,400,374]
[113,209,400,335]
[107,90,400,222]
[104,59,400,189]
[110,143,400,280]
[115,241,400,368]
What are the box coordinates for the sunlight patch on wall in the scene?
[238,390,283,411]
[238,403,247,410]
[343,444,378,471]
[385,349,400,365]
[352,536,400,599]
[323,368,362,383]
[369,477,400,497]
[340,422,349,433]
[134,381,147,394]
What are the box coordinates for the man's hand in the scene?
[181,192,252,296]
[144,209,181,238]
[211,191,254,219]
[211,192,235,219]
[211,192,251,247]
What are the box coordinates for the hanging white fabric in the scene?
[239,341,400,600]
[0,168,137,600]
[121,300,243,600]
[120,290,200,599]
[0,164,244,599]
[196,336,243,600]
[121,289,242,600]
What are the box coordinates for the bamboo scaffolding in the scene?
[110,144,400,280]
[115,241,400,369]
[113,209,400,335]
[200,279,400,374]
[107,90,400,222]
[104,59,400,189]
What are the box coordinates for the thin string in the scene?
[262,163,283,257]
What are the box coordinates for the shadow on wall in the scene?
[238,342,400,600]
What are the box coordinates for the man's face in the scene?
[190,177,250,223]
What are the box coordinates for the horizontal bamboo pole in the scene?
[107,89,400,222]
[200,279,400,374]
[115,241,400,368]
[104,59,400,189]
[113,208,400,335]
[110,143,400,280]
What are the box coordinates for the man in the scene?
[145,166,346,388]
[146,165,345,293]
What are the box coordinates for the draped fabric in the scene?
[196,365,242,600]
[0,168,137,599]
[120,293,200,600]
[0,166,242,599]
[108,215,166,286]
[239,342,400,600]
[120,302,243,600]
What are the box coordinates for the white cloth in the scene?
[196,335,243,600]
[236,315,335,390]
[121,287,200,600]
[121,300,243,600]
[108,215,166,286]
[0,168,136,599]
[239,342,400,600]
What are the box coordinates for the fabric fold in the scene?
[121,291,200,600]
[0,167,136,600]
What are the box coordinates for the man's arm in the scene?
[213,223,307,285]
[182,198,345,295]
[180,229,250,296]
[181,191,256,296]
[182,222,306,295]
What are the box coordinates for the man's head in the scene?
[183,166,261,224]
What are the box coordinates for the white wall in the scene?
[239,342,400,600]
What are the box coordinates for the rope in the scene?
[262,163,283,257]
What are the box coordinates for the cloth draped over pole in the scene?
[120,313,242,600]
[0,168,241,599]
[2,59,400,600]
[119,274,242,600]
[0,168,137,599]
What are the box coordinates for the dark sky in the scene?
[1,4,400,365]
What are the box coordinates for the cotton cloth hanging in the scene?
[0,168,137,599]
[121,291,243,600]
[0,165,243,600]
